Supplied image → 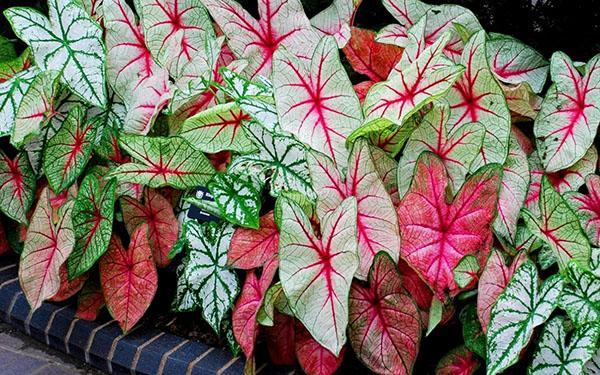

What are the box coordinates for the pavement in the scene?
[0,322,103,375]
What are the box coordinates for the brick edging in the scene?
[0,260,245,375]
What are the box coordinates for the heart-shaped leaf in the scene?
[208,173,261,229]
[534,52,600,172]
[172,221,239,333]
[307,138,400,279]
[76,280,105,321]
[0,151,36,224]
[99,224,158,332]
[109,135,215,189]
[566,175,600,247]
[19,187,75,311]
[486,261,564,375]
[279,196,359,356]
[273,36,363,170]
[311,0,357,47]
[559,263,600,327]
[228,211,279,269]
[295,321,346,375]
[48,263,87,302]
[397,152,502,297]
[0,67,38,137]
[5,0,107,107]
[348,252,421,374]
[435,346,479,375]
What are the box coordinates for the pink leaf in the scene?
[476,249,527,332]
[48,264,87,302]
[567,175,600,246]
[121,189,179,268]
[99,224,158,332]
[76,281,105,321]
[19,187,75,311]
[397,152,502,297]
[264,312,296,366]
[203,0,320,77]
[348,253,421,374]
[295,322,345,375]
[228,211,279,269]
[435,346,479,375]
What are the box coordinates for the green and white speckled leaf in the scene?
[68,173,116,279]
[43,106,97,193]
[445,30,511,169]
[453,255,479,289]
[486,261,564,375]
[179,102,255,153]
[4,0,107,107]
[586,348,600,374]
[12,69,60,148]
[0,68,38,137]
[529,316,600,375]
[486,33,549,93]
[0,151,36,224]
[109,135,215,189]
[272,36,363,170]
[534,53,600,172]
[279,197,358,356]
[559,263,600,327]
[493,133,530,244]
[208,173,261,229]
[523,176,591,272]
[398,102,484,197]
[229,122,315,200]
[172,221,239,333]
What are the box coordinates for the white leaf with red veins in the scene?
[310,0,356,47]
[279,197,359,356]
[136,0,215,78]
[534,52,600,172]
[104,0,171,135]
[445,30,511,170]
[272,36,363,170]
[202,0,320,77]
[566,175,600,247]
[486,33,549,94]
[378,0,481,61]
[307,138,400,280]
[397,102,484,197]
[493,132,530,244]
[363,32,463,129]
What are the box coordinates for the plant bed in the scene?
[0,0,599,374]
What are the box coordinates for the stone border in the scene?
[0,259,279,375]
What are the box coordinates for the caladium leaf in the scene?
[529,316,600,375]
[136,0,215,78]
[228,211,279,269]
[311,0,357,47]
[348,252,421,374]
[477,249,527,333]
[363,32,463,128]
[0,67,38,137]
[397,152,502,297]
[534,52,600,172]
[459,304,486,359]
[109,135,215,189]
[208,173,261,229]
[0,151,36,224]
[279,197,359,356]
[486,261,564,375]
[121,189,178,268]
[397,102,484,197]
[19,187,75,311]
[43,106,97,193]
[566,175,600,246]
[307,138,400,279]
[523,175,591,272]
[501,82,543,120]
[68,173,116,279]
[202,0,319,77]
[586,348,600,374]
[48,263,87,302]
[228,122,315,200]
[342,26,403,83]
[493,133,530,243]
[103,0,171,135]
[370,145,400,205]
[76,280,105,321]
[453,255,479,289]
[486,33,549,93]
[559,263,600,327]
[0,35,16,61]
[99,224,158,332]
[295,322,346,375]
[5,0,107,107]
[435,346,479,375]
[272,36,363,170]
[172,221,239,333]
[179,102,254,153]
[445,30,511,169]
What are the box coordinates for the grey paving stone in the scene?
[0,332,25,350]
[0,347,46,374]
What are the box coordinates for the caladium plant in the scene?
[1,0,600,373]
